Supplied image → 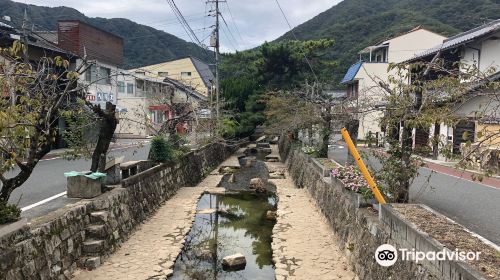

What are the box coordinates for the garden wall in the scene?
[0,142,238,280]
[278,136,488,280]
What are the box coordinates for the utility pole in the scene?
[215,0,220,120]
[208,0,225,121]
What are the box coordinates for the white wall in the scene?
[353,63,390,138]
[387,29,447,63]
[480,37,500,72]
[78,59,127,107]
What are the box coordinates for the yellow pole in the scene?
[340,127,386,204]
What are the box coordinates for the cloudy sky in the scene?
[21,0,341,51]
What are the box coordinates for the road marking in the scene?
[421,167,500,190]
[21,191,67,212]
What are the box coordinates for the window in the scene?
[98,67,111,85]
[181,72,192,78]
[135,71,146,76]
[117,81,125,93]
[136,80,144,90]
[347,82,359,100]
[158,71,169,77]
[85,65,97,82]
[127,83,134,94]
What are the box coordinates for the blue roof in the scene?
[341,61,363,84]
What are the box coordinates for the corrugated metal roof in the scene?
[341,61,363,84]
[406,19,500,62]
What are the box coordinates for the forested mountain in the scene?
[0,0,213,68]
[277,0,500,84]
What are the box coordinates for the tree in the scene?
[366,60,499,202]
[220,39,336,141]
[0,42,80,203]
[0,42,120,211]
[264,83,337,158]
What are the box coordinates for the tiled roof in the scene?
[190,56,214,88]
[405,19,500,62]
[341,61,363,84]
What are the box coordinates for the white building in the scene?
[406,19,500,158]
[341,27,447,140]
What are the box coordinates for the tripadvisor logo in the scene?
[375,244,397,267]
[375,244,481,267]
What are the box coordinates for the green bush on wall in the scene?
[0,202,21,224]
[149,136,175,163]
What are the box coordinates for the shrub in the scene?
[301,145,319,157]
[0,202,21,224]
[149,136,175,163]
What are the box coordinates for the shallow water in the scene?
[169,192,277,280]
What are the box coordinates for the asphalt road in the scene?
[7,142,150,220]
[328,143,500,246]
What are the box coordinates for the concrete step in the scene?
[86,225,108,239]
[90,211,109,224]
[82,239,106,254]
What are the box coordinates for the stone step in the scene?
[79,256,101,270]
[86,225,108,239]
[265,155,280,162]
[82,239,106,254]
[257,142,270,148]
[90,211,109,224]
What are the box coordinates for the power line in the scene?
[165,0,215,64]
[224,0,244,43]
[220,25,238,51]
[219,12,239,50]
[274,0,318,82]
[165,0,205,48]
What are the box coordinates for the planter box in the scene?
[311,158,333,177]
[330,175,376,208]
[67,173,103,199]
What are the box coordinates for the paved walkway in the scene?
[72,174,224,280]
[73,153,357,280]
[267,161,357,280]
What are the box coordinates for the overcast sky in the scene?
[21,0,341,52]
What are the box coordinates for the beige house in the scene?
[341,27,447,140]
[131,56,214,98]
[116,72,207,137]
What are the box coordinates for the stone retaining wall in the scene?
[278,136,486,280]
[0,143,237,280]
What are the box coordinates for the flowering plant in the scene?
[301,145,318,156]
[331,165,371,194]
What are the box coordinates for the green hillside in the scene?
[0,0,213,68]
[277,0,500,85]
